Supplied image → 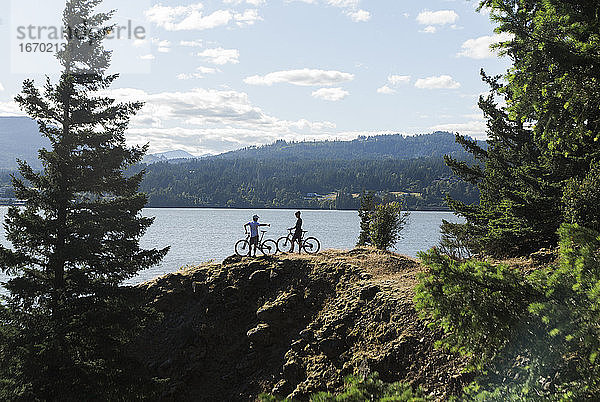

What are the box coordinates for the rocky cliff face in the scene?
[136,248,471,400]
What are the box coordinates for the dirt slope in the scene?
[136,248,472,400]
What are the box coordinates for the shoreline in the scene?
[1,204,453,212]
[140,205,453,212]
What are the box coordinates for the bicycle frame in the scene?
[236,230,277,256]
[284,228,306,243]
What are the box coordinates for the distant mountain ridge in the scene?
[0,117,50,170]
[142,150,198,164]
[214,132,484,161]
[0,117,484,170]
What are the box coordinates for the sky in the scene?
[0,0,511,155]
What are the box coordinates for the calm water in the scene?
[0,207,461,290]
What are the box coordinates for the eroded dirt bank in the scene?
[135,248,472,400]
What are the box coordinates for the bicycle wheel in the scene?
[302,237,321,254]
[277,236,292,253]
[261,239,278,255]
[235,239,250,257]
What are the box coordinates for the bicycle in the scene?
[276,229,321,254]
[235,230,278,257]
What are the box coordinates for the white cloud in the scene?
[388,75,410,86]
[347,9,370,22]
[153,39,171,53]
[430,120,486,138]
[224,0,266,5]
[177,73,204,80]
[197,48,240,65]
[327,0,360,7]
[377,75,410,94]
[234,9,263,26]
[312,87,349,101]
[145,4,233,31]
[0,82,4,91]
[98,87,346,154]
[421,25,436,34]
[133,39,147,47]
[244,68,354,86]
[197,66,219,74]
[289,0,371,22]
[180,40,204,47]
[139,54,155,60]
[415,75,461,89]
[177,66,219,80]
[457,33,513,59]
[377,85,396,94]
[416,10,459,25]
[0,100,24,116]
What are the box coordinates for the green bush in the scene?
[357,192,409,251]
[369,202,410,251]
[259,373,428,401]
[563,160,600,233]
[416,223,600,399]
[438,219,476,260]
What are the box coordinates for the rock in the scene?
[247,323,272,346]
[282,360,303,381]
[223,254,242,265]
[299,328,315,342]
[360,284,380,301]
[159,358,173,372]
[248,261,263,271]
[271,379,291,396]
[319,336,346,358]
[249,269,270,285]
[222,285,239,300]
[256,292,300,323]
[290,339,307,352]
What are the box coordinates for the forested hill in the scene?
[132,131,482,210]
[135,157,479,210]
[1,130,482,210]
[215,131,482,161]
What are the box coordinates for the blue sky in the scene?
[1,0,510,155]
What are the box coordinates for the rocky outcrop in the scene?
[135,248,471,401]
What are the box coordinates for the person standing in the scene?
[289,211,303,252]
[244,215,269,257]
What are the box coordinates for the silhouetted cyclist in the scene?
[288,211,302,252]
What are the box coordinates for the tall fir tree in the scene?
[0,0,168,398]
[444,0,600,257]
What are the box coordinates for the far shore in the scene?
[139,205,453,212]
[0,203,453,212]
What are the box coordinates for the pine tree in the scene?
[0,0,168,398]
[444,0,600,257]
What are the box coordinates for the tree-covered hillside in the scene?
[1,131,482,209]
[135,156,478,210]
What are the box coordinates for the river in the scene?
[0,207,461,289]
